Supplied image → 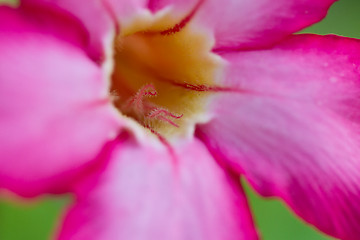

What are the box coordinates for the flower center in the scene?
[110,9,224,139]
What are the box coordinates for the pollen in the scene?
[110,8,225,139]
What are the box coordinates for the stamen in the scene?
[110,4,223,139]
[147,108,183,127]
[123,84,157,114]
[121,84,183,130]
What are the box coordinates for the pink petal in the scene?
[196,35,360,240]
[0,7,120,197]
[21,0,114,60]
[148,0,336,50]
[22,0,155,60]
[105,0,149,22]
[58,138,258,240]
[3,4,89,50]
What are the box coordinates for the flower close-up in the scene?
[1,0,360,239]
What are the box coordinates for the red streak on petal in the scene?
[168,81,250,94]
[144,125,178,164]
[101,0,120,34]
[160,0,205,35]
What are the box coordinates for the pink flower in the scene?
[1,0,360,239]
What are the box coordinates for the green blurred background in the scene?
[0,0,359,239]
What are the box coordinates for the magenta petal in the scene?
[148,0,336,50]
[2,4,89,50]
[0,7,120,197]
[58,138,258,240]
[197,35,360,239]
[21,0,114,60]
[22,0,153,60]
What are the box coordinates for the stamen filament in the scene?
[121,84,183,129]
[147,108,183,127]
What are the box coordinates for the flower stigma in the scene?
[110,7,225,140]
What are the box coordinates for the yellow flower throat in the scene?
[110,8,224,139]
